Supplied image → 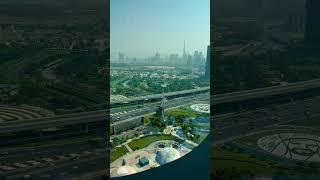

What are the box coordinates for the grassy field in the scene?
[167,108,198,118]
[110,146,128,163]
[193,133,209,144]
[167,106,209,118]
[128,134,180,151]
[212,146,320,178]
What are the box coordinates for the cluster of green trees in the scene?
[214,45,320,94]
[110,136,128,149]
[55,53,105,90]
[149,107,166,131]
[214,55,272,94]
[8,79,94,112]
[269,48,320,82]
[112,71,209,97]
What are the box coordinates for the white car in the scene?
[26,161,41,166]
[55,155,68,160]
[13,163,29,168]
[42,158,54,162]
[0,165,16,171]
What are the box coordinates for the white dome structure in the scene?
[155,147,181,165]
[116,165,137,176]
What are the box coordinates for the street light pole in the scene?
[161,83,167,121]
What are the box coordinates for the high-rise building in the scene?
[169,53,179,65]
[118,52,125,63]
[154,52,161,62]
[199,52,204,65]
[285,13,305,33]
[174,54,179,64]
[205,45,211,79]
[186,54,192,66]
[182,40,187,63]
[193,51,199,65]
[305,0,320,47]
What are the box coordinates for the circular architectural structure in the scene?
[155,147,181,165]
[190,104,210,114]
[170,142,181,150]
[116,165,137,176]
[154,141,181,150]
[258,133,320,162]
[155,142,166,149]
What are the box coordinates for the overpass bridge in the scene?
[213,78,320,105]
[3,78,320,134]
[110,86,210,106]
[0,88,210,134]
[0,110,107,134]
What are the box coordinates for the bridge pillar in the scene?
[113,125,116,134]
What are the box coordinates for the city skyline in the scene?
[110,0,210,59]
[113,47,206,60]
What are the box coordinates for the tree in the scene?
[150,116,165,131]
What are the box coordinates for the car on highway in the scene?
[69,153,80,160]
[55,155,68,160]
[26,160,41,166]
[13,163,29,168]
[42,158,54,162]
[0,152,8,156]
[0,165,16,171]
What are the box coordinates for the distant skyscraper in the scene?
[183,40,187,63]
[199,52,204,65]
[305,0,320,47]
[205,45,211,79]
[174,54,179,63]
[169,53,178,65]
[187,54,193,66]
[193,51,199,65]
[118,52,125,63]
[155,52,160,62]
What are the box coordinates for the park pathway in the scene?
[124,143,133,153]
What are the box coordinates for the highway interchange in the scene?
[0,139,107,179]
[213,93,320,145]
[0,88,209,179]
[2,78,320,178]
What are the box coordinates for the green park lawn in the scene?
[212,146,320,177]
[110,146,129,163]
[128,134,181,151]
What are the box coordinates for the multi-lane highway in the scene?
[110,86,210,106]
[212,95,320,145]
[3,78,320,134]
[111,93,209,123]
[3,78,320,178]
[0,89,210,178]
[213,78,320,105]
[3,78,320,137]
[0,136,107,179]
[0,91,209,134]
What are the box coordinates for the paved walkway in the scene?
[124,144,133,153]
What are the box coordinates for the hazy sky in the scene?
[110,0,210,59]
